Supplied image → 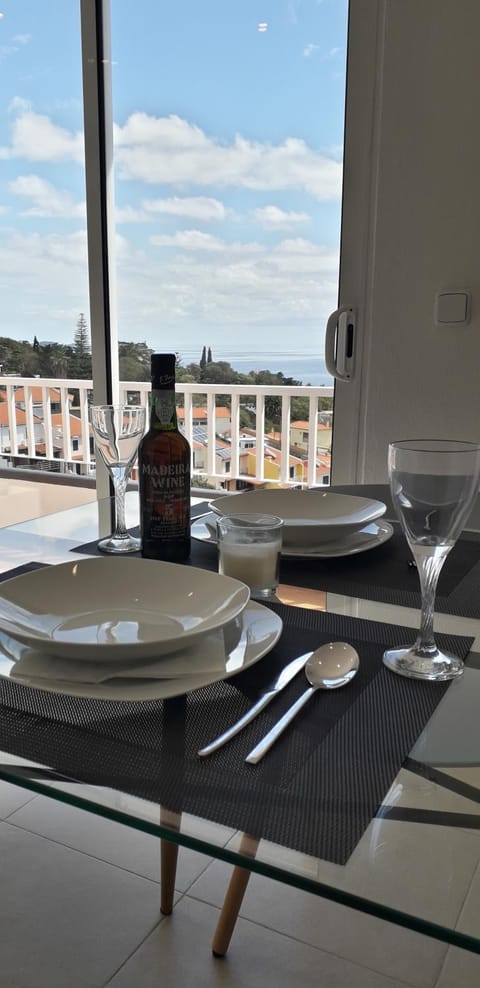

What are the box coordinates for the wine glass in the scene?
[383,439,480,681]
[91,404,146,553]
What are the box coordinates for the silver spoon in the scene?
[245,641,360,764]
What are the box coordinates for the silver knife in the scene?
[197,651,313,757]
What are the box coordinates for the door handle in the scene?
[325,306,355,381]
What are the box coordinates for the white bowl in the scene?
[209,489,387,547]
[0,557,250,662]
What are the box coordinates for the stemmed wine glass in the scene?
[91,404,146,553]
[383,439,480,681]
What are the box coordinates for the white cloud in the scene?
[0,43,19,62]
[252,205,310,230]
[0,109,84,162]
[150,230,263,254]
[0,224,339,346]
[0,32,31,64]
[9,174,86,218]
[0,107,342,201]
[8,96,32,115]
[0,229,88,286]
[304,43,342,60]
[115,205,150,223]
[142,195,230,221]
[114,112,342,201]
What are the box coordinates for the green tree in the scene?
[200,345,207,369]
[199,360,237,385]
[207,346,212,363]
[70,313,92,378]
[119,341,152,381]
[290,397,310,421]
[38,343,72,378]
[0,338,39,375]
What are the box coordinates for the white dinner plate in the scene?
[0,600,283,701]
[0,556,250,662]
[192,513,394,559]
[208,489,386,546]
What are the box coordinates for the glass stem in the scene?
[112,471,128,539]
[411,546,450,656]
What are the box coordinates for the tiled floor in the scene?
[0,780,479,988]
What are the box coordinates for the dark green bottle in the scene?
[138,353,191,561]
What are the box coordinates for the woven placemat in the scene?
[71,513,480,618]
[70,501,208,557]
[189,527,480,619]
[0,600,473,864]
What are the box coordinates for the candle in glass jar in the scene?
[219,541,280,591]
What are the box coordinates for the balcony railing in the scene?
[0,376,334,488]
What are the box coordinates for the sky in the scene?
[0,0,347,373]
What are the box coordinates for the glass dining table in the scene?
[0,487,480,958]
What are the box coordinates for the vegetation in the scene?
[0,327,333,432]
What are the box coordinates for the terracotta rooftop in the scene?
[0,386,74,403]
[290,420,331,430]
[177,406,230,419]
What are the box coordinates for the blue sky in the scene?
[0,0,347,371]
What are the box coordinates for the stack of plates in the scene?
[197,489,393,558]
[0,557,283,700]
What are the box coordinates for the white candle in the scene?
[219,541,280,591]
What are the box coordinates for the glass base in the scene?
[97,534,140,554]
[383,645,464,682]
[249,588,279,601]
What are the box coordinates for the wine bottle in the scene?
[138,353,191,561]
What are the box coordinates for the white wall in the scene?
[333,0,480,482]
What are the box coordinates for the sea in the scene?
[230,356,333,387]
[179,352,333,387]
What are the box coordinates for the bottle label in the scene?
[152,389,175,427]
[141,461,188,489]
[140,461,190,541]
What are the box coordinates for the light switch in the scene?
[434,290,471,325]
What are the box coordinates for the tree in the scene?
[38,343,72,378]
[199,346,207,369]
[207,346,212,363]
[70,313,92,378]
[74,313,89,353]
[199,360,237,385]
[0,337,40,376]
[119,341,152,381]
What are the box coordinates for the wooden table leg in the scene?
[159,694,186,915]
[212,834,259,957]
[160,807,182,915]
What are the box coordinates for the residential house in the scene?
[290,421,332,454]
[3,386,75,417]
[190,425,232,488]
[0,401,88,466]
[237,431,304,486]
[177,405,231,437]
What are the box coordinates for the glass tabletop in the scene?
[0,491,480,954]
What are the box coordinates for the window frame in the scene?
[80,0,118,502]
